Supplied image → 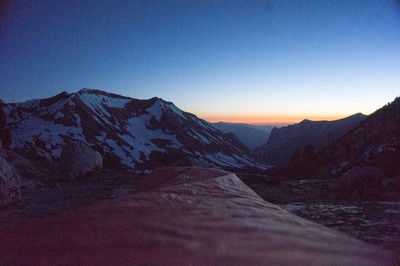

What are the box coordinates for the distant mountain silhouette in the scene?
[254,113,366,166]
[212,122,273,150]
[0,89,267,171]
[319,97,400,178]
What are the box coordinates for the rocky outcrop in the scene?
[338,167,400,201]
[59,142,103,179]
[340,167,384,192]
[0,167,394,264]
[0,156,22,206]
[254,113,366,166]
[0,148,42,180]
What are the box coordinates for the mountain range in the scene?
[212,122,273,150]
[319,97,400,178]
[0,89,267,171]
[254,113,367,166]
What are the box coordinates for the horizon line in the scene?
[201,114,355,126]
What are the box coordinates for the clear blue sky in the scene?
[1,0,399,124]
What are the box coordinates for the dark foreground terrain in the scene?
[1,169,398,259]
[245,178,400,255]
[0,167,394,264]
[0,170,143,225]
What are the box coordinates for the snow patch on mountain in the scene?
[9,117,86,157]
[104,138,132,166]
[125,114,180,156]
[191,130,210,144]
[77,90,131,123]
[205,152,241,168]
[168,103,187,120]
[146,100,164,122]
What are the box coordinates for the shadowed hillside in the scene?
[319,97,400,178]
[254,113,366,166]
[212,122,273,150]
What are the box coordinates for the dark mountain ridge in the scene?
[212,122,273,150]
[319,97,400,178]
[254,113,367,166]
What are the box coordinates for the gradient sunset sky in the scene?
[1,0,399,124]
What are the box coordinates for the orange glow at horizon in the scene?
[200,114,348,125]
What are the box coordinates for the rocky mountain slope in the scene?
[320,97,400,178]
[0,89,266,172]
[212,122,273,150]
[254,113,366,166]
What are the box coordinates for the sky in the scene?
[0,0,399,125]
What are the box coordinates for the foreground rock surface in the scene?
[0,167,395,265]
[59,142,103,179]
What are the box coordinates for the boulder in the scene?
[59,142,103,179]
[340,167,384,192]
[23,145,58,175]
[0,156,22,206]
[0,148,43,180]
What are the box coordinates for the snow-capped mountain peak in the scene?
[1,89,267,171]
